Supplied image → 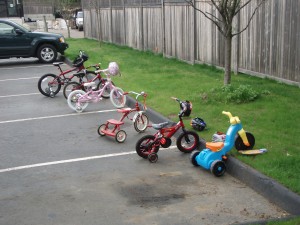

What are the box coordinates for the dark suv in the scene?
[0,19,68,63]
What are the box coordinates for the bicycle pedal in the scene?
[49,92,55,98]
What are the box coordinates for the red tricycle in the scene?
[97,91,149,143]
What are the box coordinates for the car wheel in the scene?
[37,44,57,63]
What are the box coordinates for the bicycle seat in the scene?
[73,72,86,78]
[152,122,169,130]
[84,82,96,87]
[53,62,64,66]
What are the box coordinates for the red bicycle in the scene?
[135,97,199,162]
[37,50,100,98]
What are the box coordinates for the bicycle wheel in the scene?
[38,73,61,97]
[133,113,149,132]
[176,131,200,153]
[67,90,89,112]
[63,82,83,99]
[110,87,126,108]
[135,135,159,159]
[97,80,115,99]
[85,71,97,82]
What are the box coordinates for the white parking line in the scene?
[0,93,40,98]
[1,64,59,70]
[0,109,117,124]
[0,146,177,173]
[0,77,40,82]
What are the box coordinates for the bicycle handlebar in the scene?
[125,91,147,100]
[222,111,233,119]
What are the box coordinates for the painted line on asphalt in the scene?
[0,146,177,173]
[0,109,117,124]
[1,64,61,70]
[0,93,40,98]
[0,77,40,82]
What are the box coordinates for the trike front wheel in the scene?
[67,90,88,112]
[235,132,255,150]
[134,113,149,132]
[176,131,199,153]
[110,87,126,108]
[135,135,159,159]
[38,73,61,97]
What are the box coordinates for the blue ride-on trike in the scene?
[190,111,255,177]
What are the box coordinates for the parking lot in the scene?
[0,58,287,225]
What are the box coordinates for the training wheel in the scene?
[148,153,158,163]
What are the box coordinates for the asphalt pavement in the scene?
[0,58,290,225]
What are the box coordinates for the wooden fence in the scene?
[82,0,300,86]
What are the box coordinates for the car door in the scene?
[0,21,33,57]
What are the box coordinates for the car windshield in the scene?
[77,12,83,18]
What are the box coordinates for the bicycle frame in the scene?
[50,64,85,86]
[77,77,115,104]
[118,91,147,122]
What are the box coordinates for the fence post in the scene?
[109,0,113,43]
[123,0,126,45]
[234,12,240,75]
[161,0,165,56]
[192,0,196,64]
[140,0,144,50]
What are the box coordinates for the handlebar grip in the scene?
[171,97,179,102]
[222,111,233,118]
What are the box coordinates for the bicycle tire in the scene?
[133,113,149,132]
[67,90,89,112]
[176,131,199,153]
[110,87,126,108]
[135,135,159,159]
[63,81,83,99]
[37,73,61,97]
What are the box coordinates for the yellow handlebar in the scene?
[222,111,233,118]
[222,111,240,125]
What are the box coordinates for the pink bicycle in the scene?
[97,91,149,143]
[67,62,126,112]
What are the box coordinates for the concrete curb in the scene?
[127,96,300,217]
[227,156,300,216]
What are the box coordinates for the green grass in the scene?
[65,38,300,195]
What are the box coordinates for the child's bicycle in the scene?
[37,50,99,98]
[62,65,114,99]
[67,62,126,112]
[135,97,200,163]
[97,91,149,143]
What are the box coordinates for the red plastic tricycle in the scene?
[97,91,149,143]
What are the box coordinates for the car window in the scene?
[77,12,83,18]
[0,23,15,35]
